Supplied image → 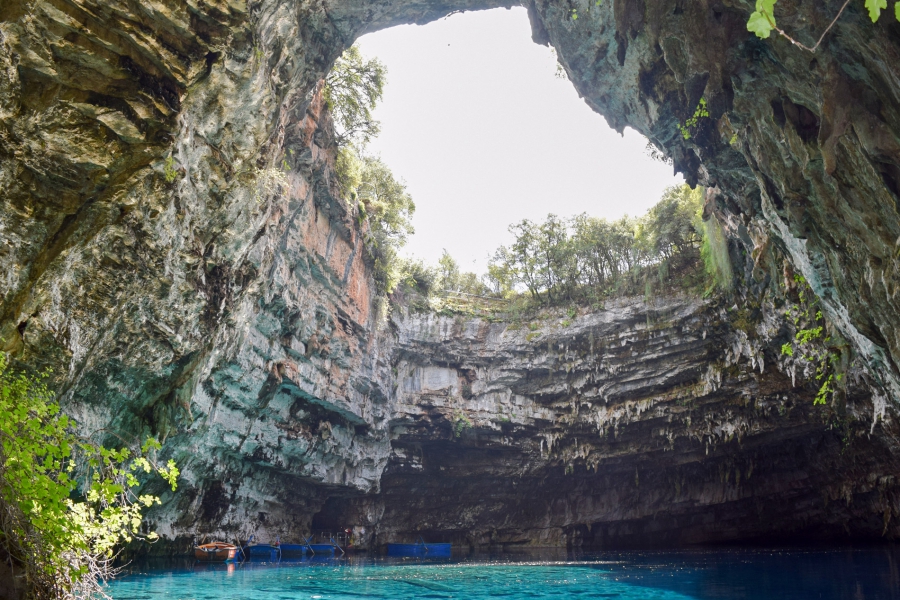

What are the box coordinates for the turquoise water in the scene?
[109,548,900,599]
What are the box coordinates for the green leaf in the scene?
[895,1,900,21]
[866,0,887,21]
[747,11,774,38]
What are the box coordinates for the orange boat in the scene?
[194,541,239,562]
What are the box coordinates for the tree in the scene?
[323,46,416,298]
[437,250,461,292]
[0,354,178,600]
[505,220,542,301]
[484,247,517,298]
[324,46,387,148]
[358,155,415,250]
[481,185,715,308]
[642,185,703,263]
[348,155,416,295]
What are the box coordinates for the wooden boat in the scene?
[387,542,451,557]
[194,541,239,562]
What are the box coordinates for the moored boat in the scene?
[280,543,309,556]
[194,541,239,562]
[387,541,451,557]
[308,543,336,555]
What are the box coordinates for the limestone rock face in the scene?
[2,0,900,548]
[0,0,405,542]
[316,297,900,548]
[529,0,900,400]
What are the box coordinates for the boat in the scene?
[194,541,239,562]
[387,541,451,557]
[245,543,280,559]
[308,543,336,556]
[244,535,282,560]
[280,542,310,557]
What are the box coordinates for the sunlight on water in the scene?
[110,561,694,600]
[108,548,900,600]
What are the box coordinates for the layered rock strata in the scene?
[315,296,900,548]
[2,0,900,549]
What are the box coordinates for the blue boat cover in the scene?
[387,543,451,557]
[246,544,279,557]
[307,543,335,555]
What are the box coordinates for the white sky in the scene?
[356,7,683,274]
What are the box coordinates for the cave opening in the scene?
[346,6,684,275]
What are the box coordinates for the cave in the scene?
[1,0,900,575]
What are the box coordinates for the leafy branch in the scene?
[678,98,709,141]
[748,0,899,52]
[0,354,178,599]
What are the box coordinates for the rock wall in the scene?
[0,0,405,545]
[314,296,900,548]
[529,0,900,400]
[2,0,900,549]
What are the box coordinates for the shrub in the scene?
[0,354,178,599]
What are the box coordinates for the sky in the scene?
[355,7,683,274]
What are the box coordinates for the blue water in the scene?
[109,547,900,599]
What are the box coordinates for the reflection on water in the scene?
[111,546,900,600]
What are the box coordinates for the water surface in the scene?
[110,547,900,599]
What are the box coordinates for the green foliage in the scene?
[358,155,415,250]
[0,355,178,599]
[678,98,709,140]
[337,147,415,296]
[815,373,835,406]
[253,166,289,203]
[335,145,363,200]
[866,0,888,21]
[163,156,178,183]
[747,0,900,48]
[796,326,824,346]
[324,46,416,300]
[392,185,726,317]
[395,257,440,298]
[699,213,734,292]
[643,185,704,259]
[747,0,777,38]
[485,250,518,298]
[324,46,387,148]
[779,278,843,406]
[486,184,711,307]
[437,250,487,296]
[570,1,604,20]
[451,411,473,438]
